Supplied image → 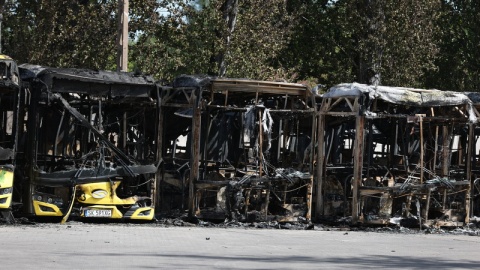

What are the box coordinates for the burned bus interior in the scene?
[0,58,19,164]
[0,56,20,221]
[317,83,475,227]
[15,64,159,220]
[158,76,317,222]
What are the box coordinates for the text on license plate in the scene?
[84,209,112,217]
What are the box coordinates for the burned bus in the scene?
[8,62,480,227]
[0,54,21,222]
[316,83,475,227]
[157,75,317,222]
[16,65,160,221]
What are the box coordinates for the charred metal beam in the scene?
[49,93,133,166]
[315,99,327,219]
[441,126,452,177]
[211,79,309,98]
[466,123,474,222]
[154,86,163,211]
[306,94,317,221]
[35,164,156,186]
[205,105,313,114]
[188,87,202,218]
[352,98,365,223]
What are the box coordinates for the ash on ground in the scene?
[4,212,480,237]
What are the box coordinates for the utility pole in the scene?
[117,0,128,72]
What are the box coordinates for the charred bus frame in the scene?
[157,76,317,222]
[5,64,480,227]
[16,65,160,221]
[315,83,475,227]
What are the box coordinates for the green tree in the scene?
[280,1,355,87]
[377,0,441,87]
[282,0,441,88]
[130,0,209,80]
[427,0,480,91]
[1,0,451,88]
[131,0,297,81]
[222,0,297,80]
[3,0,119,69]
[2,0,160,71]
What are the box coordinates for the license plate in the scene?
[84,209,112,217]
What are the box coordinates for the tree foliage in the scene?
[130,0,216,80]
[427,0,480,91]
[3,0,119,69]
[0,0,479,90]
[281,0,440,88]
[131,0,297,81]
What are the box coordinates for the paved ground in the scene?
[1,223,480,269]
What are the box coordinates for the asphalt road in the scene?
[1,223,480,269]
